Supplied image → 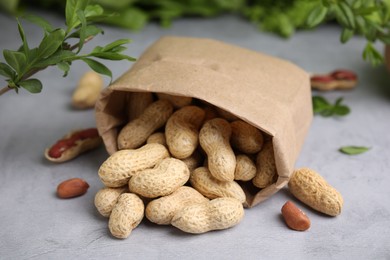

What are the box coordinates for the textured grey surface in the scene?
[1,10,390,260]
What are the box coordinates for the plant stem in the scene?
[0,86,11,95]
[0,36,94,97]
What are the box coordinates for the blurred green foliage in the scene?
[2,0,390,66]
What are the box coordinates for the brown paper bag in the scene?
[95,36,312,207]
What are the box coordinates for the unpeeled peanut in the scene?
[230,120,264,154]
[234,154,257,181]
[72,71,104,109]
[128,158,190,198]
[98,143,169,187]
[190,167,246,204]
[171,197,244,234]
[146,186,208,225]
[45,128,102,163]
[215,107,239,121]
[156,93,192,108]
[146,132,167,147]
[199,118,236,182]
[126,92,154,121]
[202,105,219,122]
[252,141,277,188]
[180,149,203,172]
[117,100,173,150]
[288,168,343,216]
[108,193,144,239]
[165,106,205,159]
[94,186,128,217]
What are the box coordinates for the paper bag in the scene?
[95,36,312,207]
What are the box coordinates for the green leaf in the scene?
[76,10,87,53]
[338,2,356,29]
[306,6,328,28]
[362,42,384,66]
[67,25,103,39]
[110,46,127,53]
[84,4,104,18]
[0,62,16,78]
[103,8,148,30]
[3,49,26,74]
[379,34,390,45]
[57,62,70,77]
[312,96,350,117]
[100,39,131,52]
[312,96,330,113]
[355,15,366,33]
[18,78,42,93]
[90,52,136,61]
[38,29,66,59]
[339,146,370,155]
[22,14,53,33]
[340,28,354,43]
[34,50,76,68]
[334,106,350,116]
[65,0,89,32]
[81,58,112,79]
[26,47,39,64]
[17,18,29,56]
[355,6,377,15]
[0,0,18,13]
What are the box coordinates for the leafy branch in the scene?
[312,96,350,117]
[306,0,390,66]
[0,0,135,95]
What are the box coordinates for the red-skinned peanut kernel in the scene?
[281,201,311,231]
[310,75,334,83]
[330,69,357,81]
[57,178,90,199]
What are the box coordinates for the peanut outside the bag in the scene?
[95,36,312,207]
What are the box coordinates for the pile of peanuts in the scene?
[94,93,344,238]
[94,93,273,237]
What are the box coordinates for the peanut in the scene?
[199,118,236,182]
[146,186,208,225]
[117,100,173,150]
[215,107,239,121]
[126,92,154,121]
[288,168,343,216]
[252,141,277,188]
[57,178,89,199]
[98,143,169,187]
[156,93,192,108]
[146,132,167,147]
[171,197,244,234]
[234,154,256,181]
[45,128,102,163]
[230,120,263,154]
[94,186,128,217]
[202,105,219,122]
[72,71,103,109]
[181,149,203,172]
[108,193,144,239]
[281,201,311,231]
[165,106,205,159]
[310,69,357,91]
[129,158,190,198]
[190,167,246,204]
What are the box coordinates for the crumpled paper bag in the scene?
[95,36,312,207]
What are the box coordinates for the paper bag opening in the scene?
[95,36,312,207]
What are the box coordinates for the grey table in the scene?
[1,10,390,260]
